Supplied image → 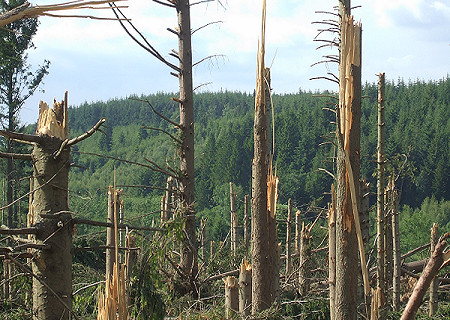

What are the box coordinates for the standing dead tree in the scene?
[0,92,105,320]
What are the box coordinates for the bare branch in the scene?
[0,151,32,160]
[309,76,339,84]
[73,218,167,232]
[109,2,181,72]
[67,118,106,146]
[0,130,41,143]
[193,54,226,67]
[0,226,38,235]
[192,20,223,34]
[131,98,181,128]
[152,0,176,8]
[190,0,214,6]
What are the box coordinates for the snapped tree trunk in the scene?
[239,260,252,316]
[32,97,72,320]
[335,1,362,318]
[224,276,239,319]
[299,222,312,296]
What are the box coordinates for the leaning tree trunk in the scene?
[177,0,197,290]
[31,98,72,320]
[335,1,362,318]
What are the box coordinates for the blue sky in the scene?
[19,0,450,124]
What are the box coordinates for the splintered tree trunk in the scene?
[299,222,312,296]
[335,1,362,318]
[32,97,72,320]
[429,223,438,316]
[177,0,197,289]
[252,1,274,312]
[239,260,252,316]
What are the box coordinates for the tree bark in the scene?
[106,186,117,279]
[31,98,72,320]
[243,194,249,257]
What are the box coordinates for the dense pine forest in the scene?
[60,77,450,231]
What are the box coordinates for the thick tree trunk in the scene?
[31,98,72,320]
[177,0,197,289]
[335,2,362,318]
[252,2,273,312]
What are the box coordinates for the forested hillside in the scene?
[55,76,450,239]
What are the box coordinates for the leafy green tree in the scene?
[0,0,49,228]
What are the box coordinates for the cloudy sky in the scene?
[19,0,450,124]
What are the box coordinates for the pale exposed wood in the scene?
[36,94,68,140]
[299,222,312,296]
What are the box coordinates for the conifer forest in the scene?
[1,0,450,319]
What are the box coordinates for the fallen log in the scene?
[401,233,450,320]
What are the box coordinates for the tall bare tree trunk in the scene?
[32,97,72,320]
[177,0,197,290]
[335,1,362,318]
[106,186,116,278]
[243,194,249,257]
[329,184,336,320]
[285,198,292,276]
[376,72,386,319]
[429,223,438,316]
[392,187,400,311]
[230,182,238,253]
[299,222,312,296]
